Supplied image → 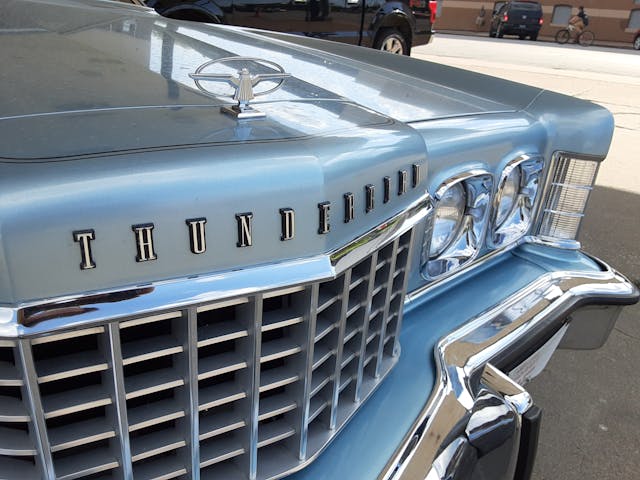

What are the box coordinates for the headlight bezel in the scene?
[428,182,467,258]
[422,170,493,280]
[489,154,545,249]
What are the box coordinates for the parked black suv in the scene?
[489,1,543,41]
[145,0,437,55]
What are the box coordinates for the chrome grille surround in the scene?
[0,194,432,480]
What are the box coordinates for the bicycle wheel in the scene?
[555,29,570,44]
[578,30,595,47]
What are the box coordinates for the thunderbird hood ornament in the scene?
[190,57,291,119]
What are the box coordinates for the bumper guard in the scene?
[381,260,638,480]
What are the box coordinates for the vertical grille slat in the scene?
[106,323,133,480]
[17,339,56,478]
[186,306,200,480]
[2,226,416,479]
[328,270,351,430]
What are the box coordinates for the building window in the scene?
[630,10,640,30]
[551,5,572,26]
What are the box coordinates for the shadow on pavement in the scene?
[529,185,639,480]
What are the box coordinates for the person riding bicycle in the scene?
[569,6,589,38]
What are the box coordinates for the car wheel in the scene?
[496,24,504,38]
[530,33,538,41]
[519,34,526,40]
[374,29,408,55]
[634,35,640,50]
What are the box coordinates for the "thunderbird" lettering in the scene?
[72,165,422,270]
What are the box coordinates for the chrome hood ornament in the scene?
[190,57,291,119]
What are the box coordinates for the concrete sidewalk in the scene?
[435,29,636,50]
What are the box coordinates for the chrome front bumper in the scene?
[381,259,638,480]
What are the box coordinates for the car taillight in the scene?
[503,14,509,22]
[429,0,437,24]
[539,18,544,25]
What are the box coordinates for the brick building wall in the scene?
[434,0,640,44]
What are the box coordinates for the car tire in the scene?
[530,33,538,41]
[519,34,526,40]
[374,29,409,55]
[634,35,640,50]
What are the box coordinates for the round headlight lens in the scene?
[496,166,521,227]
[429,183,466,257]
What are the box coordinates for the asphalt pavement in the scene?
[412,35,640,480]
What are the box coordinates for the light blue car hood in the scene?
[0,0,520,160]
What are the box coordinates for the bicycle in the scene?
[555,25,595,46]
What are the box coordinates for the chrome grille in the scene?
[0,229,414,480]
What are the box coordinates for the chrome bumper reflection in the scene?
[382,261,638,480]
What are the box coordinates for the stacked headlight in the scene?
[489,154,545,248]
[422,171,493,279]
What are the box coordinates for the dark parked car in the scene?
[489,0,543,40]
[143,0,437,55]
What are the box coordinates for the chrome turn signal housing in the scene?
[423,171,493,279]
[489,154,544,248]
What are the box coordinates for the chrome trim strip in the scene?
[17,339,55,479]
[523,235,581,250]
[186,308,200,480]
[329,270,351,429]
[355,250,378,401]
[0,195,431,338]
[375,242,398,378]
[299,284,319,460]
[106,324,133,480]
[433,169,491,200]
[248,296,263,480]
[381,261,638,480]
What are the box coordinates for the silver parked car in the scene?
[0,1,637,479]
